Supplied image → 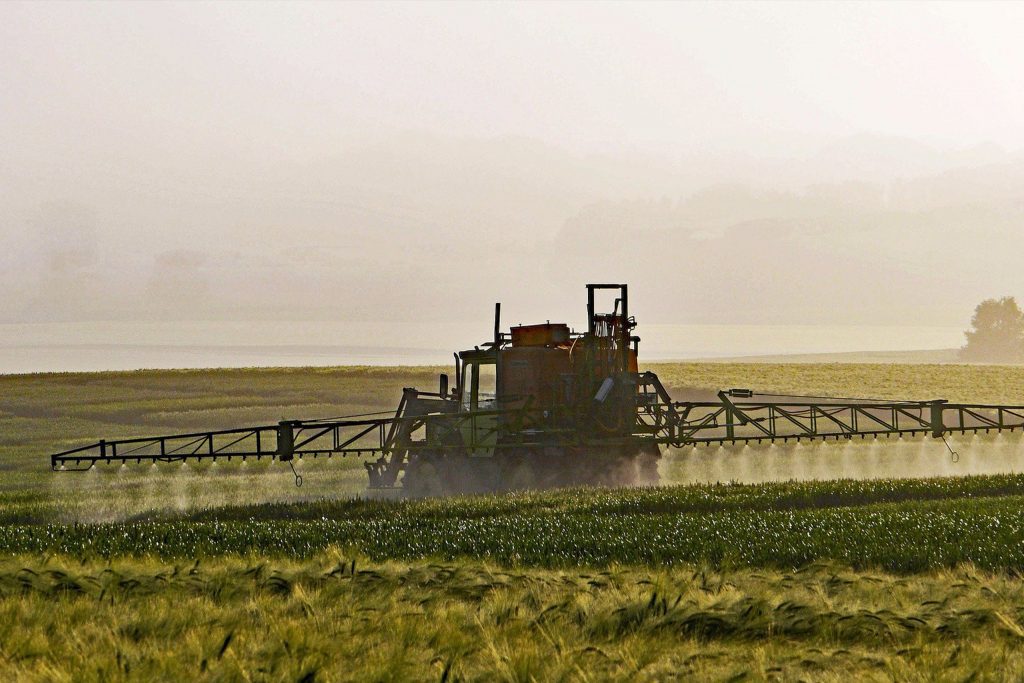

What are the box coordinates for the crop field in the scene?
[6,363,1024,680]
[8,553,1024,681]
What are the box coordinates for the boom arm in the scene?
[50,378,1024,485]
[49,417,394,470]
[668,391,1024,445]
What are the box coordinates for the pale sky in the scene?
[5,2,1024,159]
[2,1,1023,334]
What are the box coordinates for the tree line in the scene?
[961,297,1024,363]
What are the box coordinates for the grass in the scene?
[4,477,1024,572]
[7,362,1024,679]
[4,553,1024,681]
[698,348,961,364]
[648,362,1024,404]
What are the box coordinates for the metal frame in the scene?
[52,380,1024,474]
[669,400,1024,446]
[46,284,1024,487]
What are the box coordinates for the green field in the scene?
[6,363,1024,680]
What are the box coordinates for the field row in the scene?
[176,472,1024,522]
[2,489,1024,571]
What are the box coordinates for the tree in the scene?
[960,297,1024,362]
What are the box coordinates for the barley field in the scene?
[5,363,1024,680]
[6,553,1024,682]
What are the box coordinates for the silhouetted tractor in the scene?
[51,284,1024,495]
[371,284,661,495]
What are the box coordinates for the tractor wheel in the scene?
[503,457,537,491]
[403,456,445,498]
[527,447,568,489]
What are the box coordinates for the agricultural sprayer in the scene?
[50,284,1024,495]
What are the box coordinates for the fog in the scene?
[3,2,1023,355]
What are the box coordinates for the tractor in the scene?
[51,284,1024,495]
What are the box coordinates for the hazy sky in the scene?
[5,2,1024,159]
[2,1,1023,335]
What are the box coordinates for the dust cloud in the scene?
[48,458,363,524]
[661,433,1024,486]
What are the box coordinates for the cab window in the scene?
[461,363,474,411]
[461,361,498,411]
[477,363,497,409]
